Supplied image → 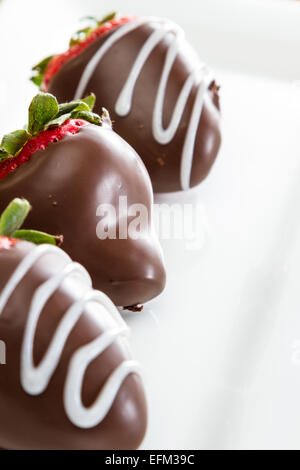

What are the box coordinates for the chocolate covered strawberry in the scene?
[32,13,221,193]
[0,199,147,450]
[0,93,166,308]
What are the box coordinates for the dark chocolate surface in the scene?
[0,241,147,450]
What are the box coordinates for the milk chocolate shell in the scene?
[0,239,147,450]
[0,94,166,308]
[45,16,221,193]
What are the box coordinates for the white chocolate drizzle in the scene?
[0,244,140,429]
[74,17,212,191]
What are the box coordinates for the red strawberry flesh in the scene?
[0,237,18,250]
[42,16,135,91]
[0,119,89,181]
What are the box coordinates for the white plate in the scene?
[127,69,300,450]
[1,0,300,451]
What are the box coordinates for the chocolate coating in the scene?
[0,124,166,307]
[48,19,222,193]
[0,241,147,450]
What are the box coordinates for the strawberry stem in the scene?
[0,92,102,169]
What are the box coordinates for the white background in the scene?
[1,0,300,450]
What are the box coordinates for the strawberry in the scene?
[0,93,166,308]
[0,119,88,180]
[0,92,103,180]
[31,13,134,91]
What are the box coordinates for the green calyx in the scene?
[0,198,63,246]
[31,55,54,88]
[31,12,117,89]
[0,92,104,164]
[69,12,117,47]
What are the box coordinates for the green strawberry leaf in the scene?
[56,101,82,117]
[70,12,117,46]
[1,130,30,156]
[70,27,94,47]
[57,101,89,117]
[73,102,91,112]
[82,93,96,111]
[70,110,102,125]
[0,149,10,161]
[30,75,43,87]
[80,16,99,24]
[0,198,31,237]
[98,12,117,26]
[31,55,54,90]
[32,55,54,73]
[28,93,59,135]
[56,93,95,117]
[45,113,72,129]
[13,229,63,246]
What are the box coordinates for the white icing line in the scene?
[115,27,168,117]
[74,18,149,101]
[21,263,92,396]
[0,244,71,316]
[74,17,211,190]
[0,244,139,429]
[64,331,140,428]
[180,77,208,191]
